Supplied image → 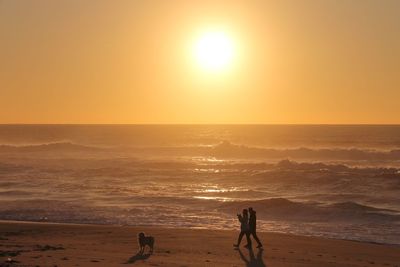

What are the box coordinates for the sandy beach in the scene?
[0,221,399,267]
[3,0,400,265]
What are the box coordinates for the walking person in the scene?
[249,207,263,248]
[234,209,252,248]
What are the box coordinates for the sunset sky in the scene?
[1,0,399,124]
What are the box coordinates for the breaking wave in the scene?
[210,141,400,161]
[2,140,400,163]
[0,142,103,152]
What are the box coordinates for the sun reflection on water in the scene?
[193,196,232,202]
[193,184,241,202]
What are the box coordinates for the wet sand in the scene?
[0,220,399,267]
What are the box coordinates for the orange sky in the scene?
[1,0,399,124]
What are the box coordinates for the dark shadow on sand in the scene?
[124,252,152,264]
[237,247,266,267]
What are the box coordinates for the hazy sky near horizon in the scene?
[1,0,400,124]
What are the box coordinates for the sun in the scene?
[194,31,235,72]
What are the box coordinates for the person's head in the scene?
[249,207,253,213]
[243,209,248,215]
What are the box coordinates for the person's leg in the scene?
[235,231,244,246]
[251,230,262,247]
[245,232,252,247]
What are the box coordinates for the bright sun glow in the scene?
[194,31,235,72]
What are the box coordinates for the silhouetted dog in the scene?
[138,232,154,254]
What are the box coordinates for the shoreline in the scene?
[1,219,399,247]
[1,220,400,266]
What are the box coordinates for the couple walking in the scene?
[234,207,263,249]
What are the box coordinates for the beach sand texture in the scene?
[1,221,399,267]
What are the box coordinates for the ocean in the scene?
[0,125,399,244]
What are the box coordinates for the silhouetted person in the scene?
[249,207,263,248]
[237,247,266,267]
[234,209,252,248]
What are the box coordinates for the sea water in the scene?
[0,125,399,244]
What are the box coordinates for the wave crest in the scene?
[212,141,400,160]
[0,142,102,152]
